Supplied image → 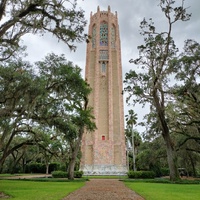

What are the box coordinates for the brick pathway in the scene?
[63,179,145,200]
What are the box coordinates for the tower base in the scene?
[80,164,127,175]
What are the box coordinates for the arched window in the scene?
[101,62,106,73]
[92,25,96,48]
[111,25,116,48]
[100,22,108,46]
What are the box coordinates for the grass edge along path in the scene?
[124,182,200,200]
[0,180,85,200]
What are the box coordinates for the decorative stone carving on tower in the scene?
[80,6,127,175]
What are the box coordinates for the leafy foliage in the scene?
[124,0,195,181]
[0,54,95,178]
[51,170,83,178]
[0,0,88,61]
[127,170,155,179]
[52,170,68,178]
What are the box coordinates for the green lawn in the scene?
[125,182,200,200]
[0,180,85,200]
[0,174,24,177]
[1,177,200,200]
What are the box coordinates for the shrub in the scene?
[149,164,162,177]
[51,170,83,178]
[49,163,60,173]
[161,168,170,176]
[59,164,67,172]
[127,171,155,179]
[26,163,46,173]
[52,171,68,178]
[74,171,83,178]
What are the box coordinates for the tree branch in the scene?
[0,0,7,20]
[0,3,39,37]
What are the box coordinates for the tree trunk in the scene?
[8,151,24,174]
[189,153,196,177]
[45,163,49,174]
[0,161,4,173]
[163,133,179,181]
[153,89,180,181]
[0,155,7,173]
[68,152,76,180]
[68,128,84,180]
[0,141,34,173]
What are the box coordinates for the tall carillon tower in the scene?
[80,6,127,175]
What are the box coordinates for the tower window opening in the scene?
[92,25,96,48]
[111,25,116,48]
[101,61,107,74]
[100,22,108,46]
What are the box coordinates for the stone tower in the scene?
[80,6,127,175]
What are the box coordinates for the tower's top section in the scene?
[88,6,120,50]
[90,5,118,20]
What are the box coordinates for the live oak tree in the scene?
[173,40,200,142]
[124,0,191,181]
[0,54,95,178]
[35,54,96,180]
[0,0,87,61]
[0,0,92,176]
[168,40,200,175]
[0,60,43,172]
[137,40,200,176]
[33,129,62,175]
[66,101,96,180]
[136,136,167,176]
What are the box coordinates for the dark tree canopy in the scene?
[0,1,93,178]
[0,0,87,61]
[0,54,95,177]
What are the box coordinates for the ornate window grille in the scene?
[99,50,108,60]
[100,22,108,46]
[101,61,107,74]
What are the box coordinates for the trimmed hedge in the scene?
[26,162,63,174]
[51,170,84,178]
[52,171,68,178]
[127,170,155,179]
[26,163,46,173]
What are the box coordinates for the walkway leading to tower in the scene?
[62,179,144,200]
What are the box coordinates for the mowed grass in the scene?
[125,182,200,200]
[0,180,85,200]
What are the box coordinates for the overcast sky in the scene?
[23,0,200,134]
